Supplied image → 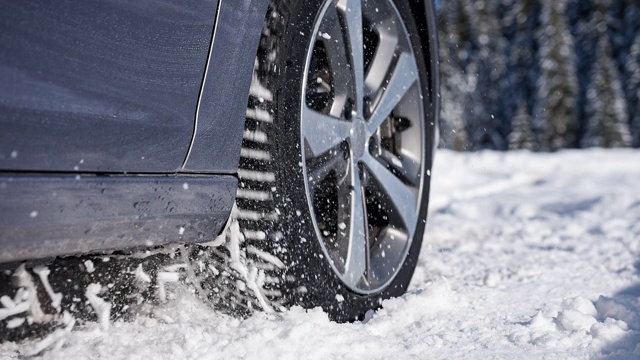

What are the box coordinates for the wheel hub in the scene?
[351,119,368,159]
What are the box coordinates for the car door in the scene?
[0,0,217,173]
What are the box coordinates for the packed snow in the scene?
[1,149,639,359]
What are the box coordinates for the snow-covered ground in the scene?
[2,149,639,359]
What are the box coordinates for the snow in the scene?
[83,260,95,274]
[32,267,62,311]
[134,264,152,284]
[85,284,111,332]
[1,149,639,359]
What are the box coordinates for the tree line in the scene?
[437,0,640,150]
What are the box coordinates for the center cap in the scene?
[351,118,367,159]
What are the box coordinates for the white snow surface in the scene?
[2,149,640,359]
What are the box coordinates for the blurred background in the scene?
[436,0,640,151]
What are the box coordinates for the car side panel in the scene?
[0,0,218,173]
[182,0,269,173]
[0,174,236,263]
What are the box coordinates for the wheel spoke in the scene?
[361,151,417,229]
[364,19,399,96]
[321,7,352,103]
[337,0,364,114]
[380,149,421,186]
[367,52,418,133]
[302,105,352,156]
[343,163,368,288]
[307,150,347,183]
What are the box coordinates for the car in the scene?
[0,0,439,335]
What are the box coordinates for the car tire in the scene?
[236,0,438,321]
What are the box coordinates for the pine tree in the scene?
[465,0,508,150]
[624,32,640,147]
[617,0,640,147]
[582,31,632,147]
[534,0,578,150]
[508,101,534,150]
[439,86,470,150]
[503,0,541,150]
[567,0,597,146]
[436,0,476,150]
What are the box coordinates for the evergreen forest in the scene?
[437,0,640,150]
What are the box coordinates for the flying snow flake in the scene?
[318,31,331,40]
[134,264,152,283]
[157,272,180,303]
[85,284,111,331]
[6,317,25,329]
[33,266,63,311]
[84,260,95,273]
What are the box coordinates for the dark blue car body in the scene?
[0,0,268,263]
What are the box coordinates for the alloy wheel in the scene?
[300,0,426,294]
